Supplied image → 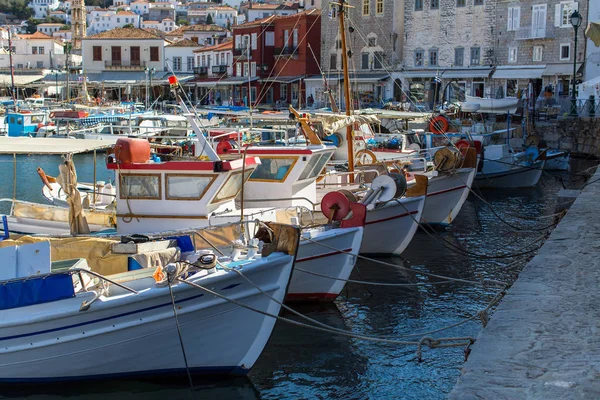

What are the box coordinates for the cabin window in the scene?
[298,152,332,181]
[120,174,161,199]
[9,117,14,124]
[31,115,44,123]
[250,157,297,182]
[211,169,253,203]
[166,174,214,200]
[17,118,22,125]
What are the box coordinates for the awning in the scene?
[195,80,223,87]
[442,68,493,79]
[261,76,303,84]
[492,66,546,79]
[543,63,582,76]
[401,70,439,79]
[302,73,388,83]
[0,137,114,155]
[215,76,259,86]
[0,74,44,86]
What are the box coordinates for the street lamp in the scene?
[570,10,582,117]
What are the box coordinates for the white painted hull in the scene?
[475,162,544,188]
[287,227,363,301]
[421,168,476,225]
[544,151,570,171]
[2,216,108,235]
[0,253,294,382]
[360,196,425,255]
[464,95,519,114]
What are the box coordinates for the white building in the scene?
[53,29,72,42]
[130,1,150,16]
[48,10,70,24]
[114,0,132,7]
[194,38,233,77]
[37,23,64,36]
[243,3,298,23]
[28,0,60,20]
[0,31,80,69]
[141,18,178,33]
[87,10,142,35]
[205,6,238,28]
[82,27,166,73]
[165,39,201,74]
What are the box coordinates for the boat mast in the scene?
[338,0,354,181]
[8,27,15,104]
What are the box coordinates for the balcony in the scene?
[515,26,554,40]
[212,65,228,75]
[104,60,147,70]
[274,46,297,58]
[194,66,208,76]
[233,48,251,60]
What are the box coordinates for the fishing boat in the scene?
[474,144,545,188]
[0,220,300,381]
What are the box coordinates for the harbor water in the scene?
[0,153,594,400]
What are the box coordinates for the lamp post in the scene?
[570,10,582,117]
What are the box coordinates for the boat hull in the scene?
[287,226,363,302]
[421,168,476,225]
[0,253,294,382]
[475,162,544,188]
[360,196,425,255]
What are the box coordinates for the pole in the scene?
[65,45,70,103]
[339,0,354,182]
[55,71,59,100]
[145,68,149,109]
[570,24,579,117]
[8,28,15,104]
[248,39,253,128]
[149,68,154,106]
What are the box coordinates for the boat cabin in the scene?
[138,115,192,137]
[107,138,259,234]
[5,111,48,137]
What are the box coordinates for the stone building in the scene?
[401,0,496,108]
[316,0,399,109]
[494,0,588,100]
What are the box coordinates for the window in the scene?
[506,79,518,97]
[299,152,333,180]
[281,84,287,101]
[533,45,543,62]
[431,0,439,9]
[330,53,337,70]
[201,55,206,66]
[376,0,383,14]
[243,62,249,76]
[415,0,423,11]
[292,29,298,47]
[429,49,438,66]
[236,62,241,76]
[211,169,253,203]
[373,52,383,69]
[454,47,464,66]
[265,31,274,46]
[249,157,297,182]
[120,174,161,199]
[117,17,120,22]
[470,47,480,65]
[361,53,369,69]
[32,47,38,55]
[456,0,465,6]
[187,56,194,71]
[166,174,214,200]
[508,47,517,63]
[474,0,483,5]
[150,46,159,62]
[362,0,369,15]
[173,56,182,71]
[560,43,570,60]
[507,6,520,31]
[368,37,376,47]
[557,2,576,28]
[532,4,547,37]
[414,50,423,67]
[36,61,43,68]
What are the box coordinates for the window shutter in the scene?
[251,33,257,50]
[514,7,520,30]
[235,34,240,49]
[554,4,561,27]
[507,7,513,31]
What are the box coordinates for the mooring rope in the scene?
[294,267,456,286]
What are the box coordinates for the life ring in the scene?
[429,115,449,134]
[355,149,377,165]
[49,111,55,118]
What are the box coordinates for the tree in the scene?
[206,14,213,25]
[61,24,71,30]
[0,0,33,20]
[176,18,189,26]
[45,16,64,24]
[25,17,40,34]
[122,23,135,28]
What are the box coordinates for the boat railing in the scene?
[317,168,382,188]
[242,196,319,211]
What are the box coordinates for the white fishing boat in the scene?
[475,144,545,188]
[0,220,300,381]
[463,95,520,114]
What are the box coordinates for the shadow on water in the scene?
[0,376,259,400]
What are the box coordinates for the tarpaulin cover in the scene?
[0,273,74,310]
[586,22,600,47]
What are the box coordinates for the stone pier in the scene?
[449,167,600,399]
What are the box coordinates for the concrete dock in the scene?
[449,168,600,399]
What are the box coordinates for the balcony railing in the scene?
[212,65,227,74]
[515,26,554,40]
[233,48,251,59]
[104,60,146,70]
[274,47,296,57]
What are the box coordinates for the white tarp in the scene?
[0,137,114,154]
[319,114,380,134]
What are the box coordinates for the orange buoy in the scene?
[429,115,449,134]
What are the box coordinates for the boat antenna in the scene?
[337,0,355,182]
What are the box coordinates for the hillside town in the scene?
[0,0,596,111]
